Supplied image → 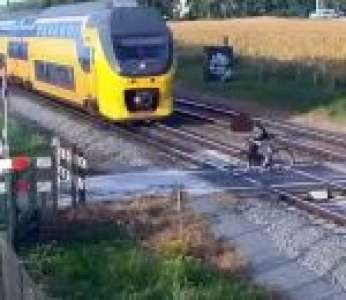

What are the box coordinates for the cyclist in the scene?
[247,121,272,168]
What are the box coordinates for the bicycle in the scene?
[239,124,295,172]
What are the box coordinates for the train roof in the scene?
[39,2,107,18]
[0,1,168,37]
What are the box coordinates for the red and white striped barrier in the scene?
[0,156,31,173]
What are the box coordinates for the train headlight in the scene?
[137,92,153,109]
[125,89,159,112]
[134,95,142,106]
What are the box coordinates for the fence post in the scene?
[19,260,23,300]
[78,150,87,204]
[51,137,60,215]
[176,184,185,241]
[0,238,5,300]
[31,160,38,215]
[71,144,77,209]
[8,173,15,246]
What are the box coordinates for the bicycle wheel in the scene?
[237,149,250,168]
[271,148,295,171]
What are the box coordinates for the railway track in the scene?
[175,98,346,162]
[145,122,346,226]
[10,88,346,226]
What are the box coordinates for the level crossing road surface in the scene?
[56,161,346,299]
[83,162,346,202]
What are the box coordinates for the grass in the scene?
[20,197,275,300]
[22,226,269,300]
[176,55,346,121]
[6,117,49,157]
[0,116,49,256]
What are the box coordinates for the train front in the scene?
[96,7,174,121]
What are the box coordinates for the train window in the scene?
[71,24,77,38]
[35,60,74,90]
[53,24,59,37]
[44,25,48,36]
[64,24,69,38]
[49,24,53,37]
[43,25,48,36]
[47,25,53,37]
[36,25,40,36]
[65,24,70,38]
[79,47,91,73]
[65,23,72,38]
[0,54,6,69]
[49,24,55,37]
[73,24,81,39]
[35,61,46,81]
[21,43,28,60]
[50,24,55,37]
[8,41,28,60]
[60,25,66,38]
[8,42,15,58]
[46,64,55,82]
[54,65,74,89]
[38,25,42,36]
[58,25,63,37]
[67,24,72,37]
[114,36,169,62]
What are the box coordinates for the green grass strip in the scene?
[21,226,270,300]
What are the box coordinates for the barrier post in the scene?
[51,137,60,214]
[78,150,87,204]
[71,144,78,209]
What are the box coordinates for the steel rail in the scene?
[176,97,346,147]
[175,100,346,161]
[12,88,346,226]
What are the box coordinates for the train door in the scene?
[0,53,6,78]
[7,40,29,82]
[80,28,98,112]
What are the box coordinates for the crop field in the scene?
[170,17,346,62]
[170,18,346,120]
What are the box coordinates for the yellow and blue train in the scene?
[0,2,174,121]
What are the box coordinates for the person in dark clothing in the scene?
[248,121,271,167]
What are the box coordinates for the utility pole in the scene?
[316,0,326,12]
[2,69,8,155]
[1,61,12,244]
[176,0,189,18]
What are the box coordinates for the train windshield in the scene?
[113,36,169,61]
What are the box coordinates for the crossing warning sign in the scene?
[204,46,234,82]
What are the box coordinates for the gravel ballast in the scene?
[8,90,168,170]
[243,198,346,289]
[189,193,346,299]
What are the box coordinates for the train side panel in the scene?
[30,37,93,106]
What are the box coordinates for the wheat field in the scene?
[170,17,346,61]
[170,17,346,86]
